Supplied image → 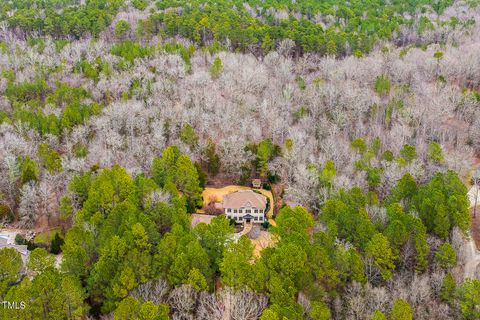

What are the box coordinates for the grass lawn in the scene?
[34,227,63,244]
[201,185,275,224]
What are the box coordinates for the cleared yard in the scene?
[201,185,275,224]
[34,227,62,244]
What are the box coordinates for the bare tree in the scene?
[221,288,268,320]
[131,278,170,305]
[18,182,39,228]
[168,285,198,320]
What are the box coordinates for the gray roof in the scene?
[223,190,267,209]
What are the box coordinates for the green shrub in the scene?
[115,20,130,38]
[381,150,394,161]
[51,233,65,255]
[209,57,223,78]
[111,41,152,63]
[0,204,12,221]
[374,75,391,97]
[14,234,26,245]
[19,156,39,185]
[132,0,149,10]
[38,143,62,173]
[268,171,280,184]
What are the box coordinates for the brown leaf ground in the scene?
[470,207,480,250]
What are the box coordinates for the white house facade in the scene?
[222,190,267,223]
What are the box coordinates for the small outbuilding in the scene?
[252,179,262,189]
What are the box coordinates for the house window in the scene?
[246,209,251,213]
[254,209,258,213]
[239,217,243,221]
[254,217,258,221]
[234,217,237,221]
[259,217,263,221]
[238,209,242,214]
[233,209,237,213]
[227,209,231,213]
[259,209,263,213]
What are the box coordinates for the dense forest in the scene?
[0,0,476,55]
[0,0,480,319]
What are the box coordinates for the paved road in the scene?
[0,228,21,244]
[465,186,480,279]
[468,185,480,208]
[464,238,480,279]
[238,222,253,237]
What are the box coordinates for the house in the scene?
[252,179,262,189]
[223,190,267,223]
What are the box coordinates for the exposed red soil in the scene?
[271,183,285,217]
[470,207,480,250]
